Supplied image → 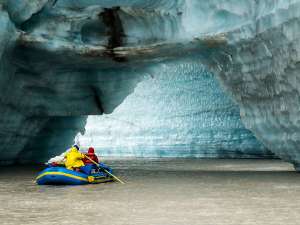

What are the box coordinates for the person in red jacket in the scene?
[83,147,99,164]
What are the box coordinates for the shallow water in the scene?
[0,159,300,225]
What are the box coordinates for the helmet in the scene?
[88,147,95,154]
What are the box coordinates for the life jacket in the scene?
[83,147,99,164]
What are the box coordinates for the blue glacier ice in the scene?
[0,0,300,168]
[78,59,271,158]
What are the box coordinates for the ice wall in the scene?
[0,0,300,167]
[79,59,271,158]
[0,1,145,164]
[188,0,300,169]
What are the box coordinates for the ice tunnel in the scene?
[1,0,300,169]
[77,59,272,159]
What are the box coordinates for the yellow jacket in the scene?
[65,147,85,170]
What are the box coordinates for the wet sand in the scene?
[0,159,299,225]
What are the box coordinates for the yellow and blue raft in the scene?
[36,164,114,185]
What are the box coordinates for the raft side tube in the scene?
[36,167,113,185]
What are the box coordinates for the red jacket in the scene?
[83,147,99,164]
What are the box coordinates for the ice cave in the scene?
[1,0,300,169]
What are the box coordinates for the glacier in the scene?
[0,0,300,168]
[78,59,271,158]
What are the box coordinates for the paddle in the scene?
[84,155,125,184]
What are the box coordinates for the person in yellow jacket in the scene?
[64,145,85,171]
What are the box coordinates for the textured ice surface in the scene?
[194,0,300,169]
[79,59,270,158]
[0,0,300,167]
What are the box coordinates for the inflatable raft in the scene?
[36,164,114,185]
